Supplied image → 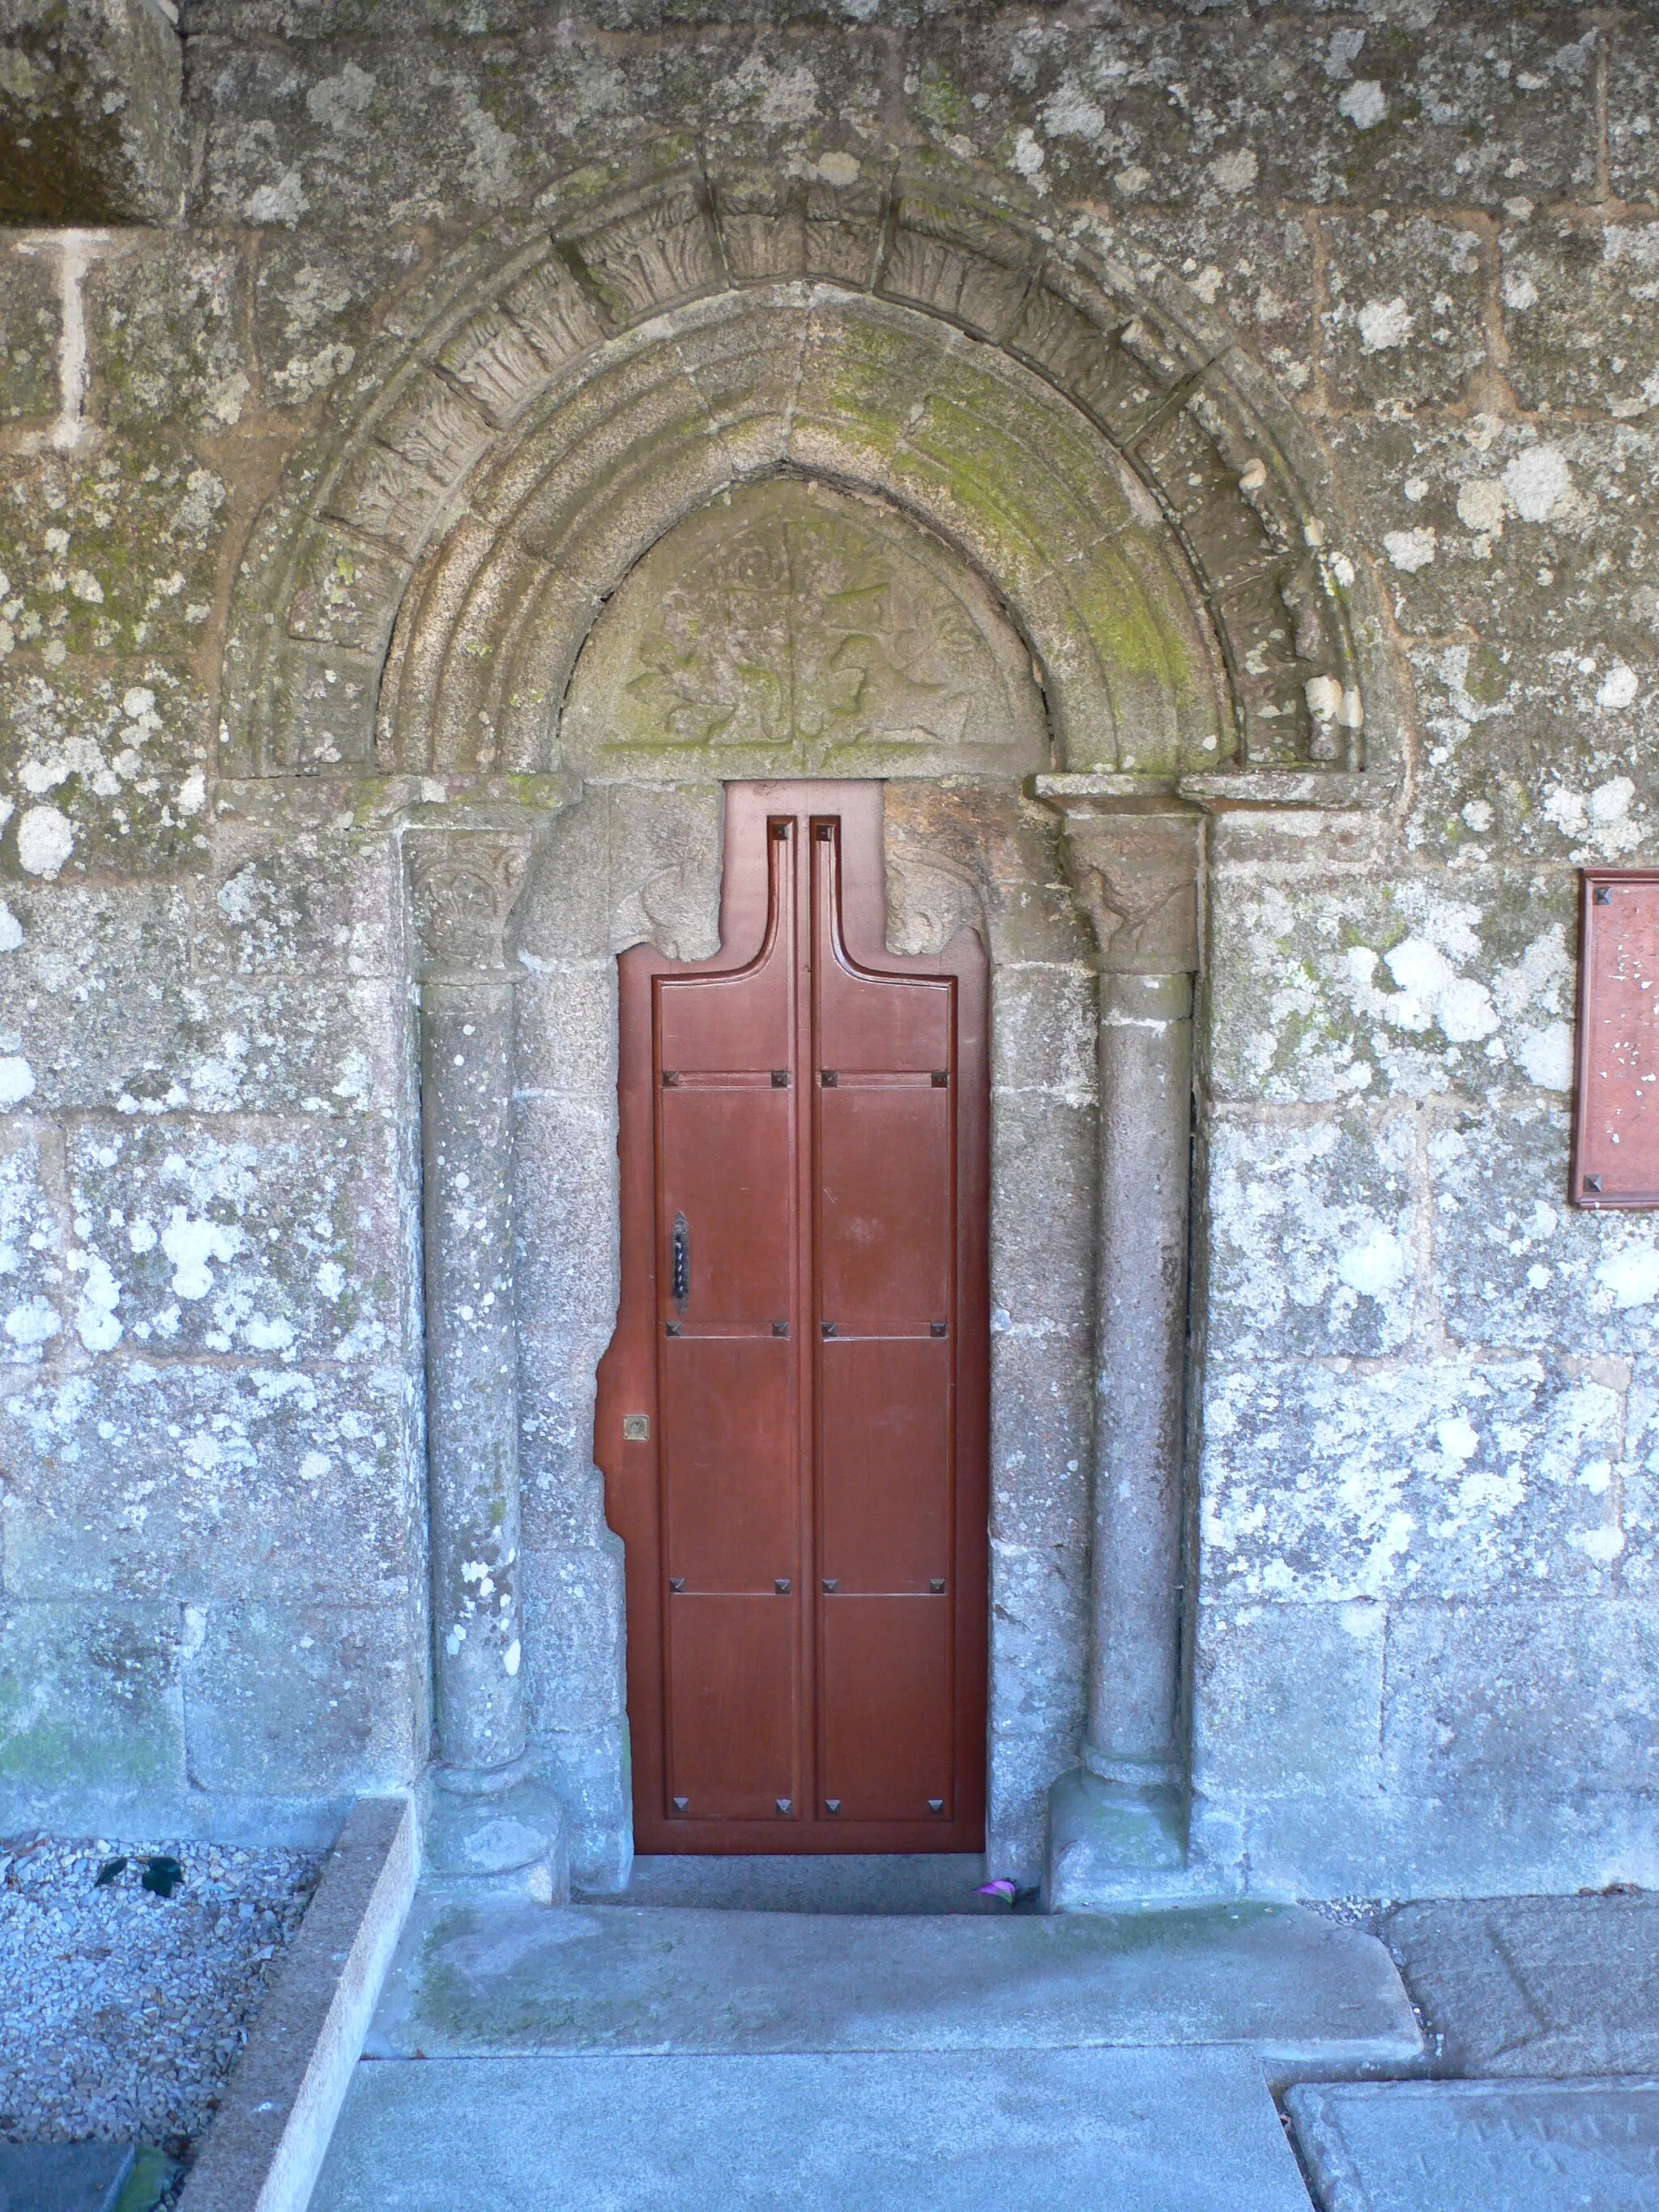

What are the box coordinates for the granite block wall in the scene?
[2,0,1657,1892]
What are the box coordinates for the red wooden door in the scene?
[596,782,989,1852]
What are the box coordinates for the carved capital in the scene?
[1044,795,1201,976]
[407,827,535,978]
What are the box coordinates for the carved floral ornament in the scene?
[406,828,535,978]
[221,158,1380,798]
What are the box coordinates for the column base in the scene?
[420,1767,570,1905]
[1043,1767,1188,1912]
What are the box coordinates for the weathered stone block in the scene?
[1320,212,1488,413]
[0,1116,65,1367]
[1382,1599,1659,1797]
[63,1115,403,1363]
[1207,871,1576,1106]
[0,441,227,663]
[989,1091,1095,1331]
[1503,215,1659,421]
[912,9,1595,213]
[192,819,403,979]
[260,641,382,773]
[1205,1110,1418,1359]
[1610,18,1659,210]
[1193,1596,1385,1797]
[0,661,212,882]
[1,880,192,1113]
[522,1541,625,1736]
[0,1357,420,1604]
[285,523,411,656]
[518,1323,613,1551]
[88,240,249,435]
[514,1094,620,1332]
[536,1717,632,1894]
[0,1598,182,1790]
[0,241,61,421]
[0,0,185,224]
[989,968,1095,1116]
[1201,1355,1625,1605]
[181,1599,419,1793]
[988,1537,1089,1745]
[988,1325,1091,1554]
[514,957,618,1098]
[1428,1101,1659,1357]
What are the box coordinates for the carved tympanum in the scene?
[561,479,1048,778]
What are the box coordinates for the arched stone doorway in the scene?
[217,156,1390,1902]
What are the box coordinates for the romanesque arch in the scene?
[220,157,1375,793]
[216,152,1393,1898]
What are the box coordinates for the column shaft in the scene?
[421,974,526,1776]
[1086,967,1192,1784]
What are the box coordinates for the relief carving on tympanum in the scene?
[560,478,1048,778]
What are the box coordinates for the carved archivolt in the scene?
[221,156,1372,792]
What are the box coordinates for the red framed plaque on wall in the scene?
[1572,868,1659,1208]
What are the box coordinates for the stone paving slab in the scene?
[0,2142,133,2212]
[1384,1894,1659,2076]
[1287,2077,1659,2212]
[365,1894,1422,2075]
[313,2049,1316,2212]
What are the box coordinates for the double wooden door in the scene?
[597,783,989,1852]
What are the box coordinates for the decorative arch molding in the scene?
[220,155,1378,795]
[212,152,1403,1900]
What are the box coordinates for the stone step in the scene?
[365,1894,1423,2077]
[1287,2077,1659,2212]
[312,2048,1318,2212]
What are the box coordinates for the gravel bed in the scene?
[1299,1897,1389,1936]
[0,1832,322,2161]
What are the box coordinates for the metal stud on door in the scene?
[595,783,989,1853]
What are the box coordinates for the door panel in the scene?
[667,1594,799,1821]
[819,1337,950,1592]
[817,1088,952,1329]
[661,1336,796,1592]
[596,782,989,1853]
[820,1596,953,1822]
[658,1087,792,1323]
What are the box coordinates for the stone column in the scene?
[407,815,566,1899]
[1038,786,1202,1907]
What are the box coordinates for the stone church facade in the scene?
[1,0,1656,1903]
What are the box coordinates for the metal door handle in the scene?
[672,1213,689,1311]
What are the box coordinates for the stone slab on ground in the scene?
[313,2048,1316,2212]
[1383,1894,1659,2076]
[365,1895,1422,2077]
[0,2142,133,2212]
[1287,2077,1659,2212]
